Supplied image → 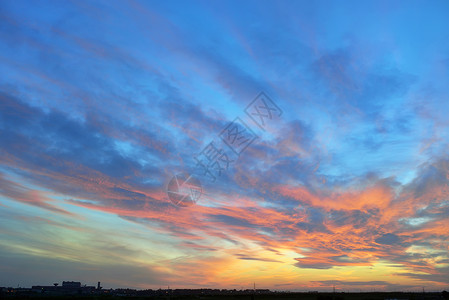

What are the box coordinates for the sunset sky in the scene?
[1,0,449,292]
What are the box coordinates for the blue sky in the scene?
[1,0,449,291]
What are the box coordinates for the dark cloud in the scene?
[207,214,256,229]
[235,255,281,263]
[0,92,171,206]
[294,261,334,270]
[375,233,401,245]
[396,267,449,285]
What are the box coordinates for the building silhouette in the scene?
[31,281,96,295]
